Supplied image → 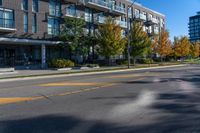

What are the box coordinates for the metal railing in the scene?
[88,0,110,9]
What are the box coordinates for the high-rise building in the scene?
[0,0,165,68]
[189,12,200,42]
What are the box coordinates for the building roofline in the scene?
[125,0,165,17]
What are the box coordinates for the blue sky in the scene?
[138,0,200,40]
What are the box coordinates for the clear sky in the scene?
[138,0,200,40]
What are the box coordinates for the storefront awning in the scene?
[0,37,63,46]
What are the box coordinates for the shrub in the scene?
[116,59,128,65]
[137,58,154,64]
[85,64,99,67]
[48,59,75,68]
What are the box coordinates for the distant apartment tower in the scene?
[189,12,200,42]
[0,0,165,68]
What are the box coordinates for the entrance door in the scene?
[0,49,4,67]
[5,49,15,67]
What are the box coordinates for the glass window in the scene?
[66,5,76,16]
[49,0,61,17]
[32,14,37,33]
[48,16,59,35]
[23,13,28,32]
[21,0,28,10]
[85,8,92,22]
[0,8,14,28]
[135,9,140,18]
[32,0,38,12]
[0,0,2,6]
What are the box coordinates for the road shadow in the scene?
[1,111,200,133]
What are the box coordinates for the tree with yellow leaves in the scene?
[174,36,190,58]
[190,42,200,58]
[96,17,126,63]
[152,29,172,61]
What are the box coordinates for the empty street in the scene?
[0,65,200,133]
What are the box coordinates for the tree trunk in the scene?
[133,58,136,66]
[161,57,163,62]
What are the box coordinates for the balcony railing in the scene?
[96,16,105,23]
[116,20,127,28]
[88,0,110,9]
[65,8,83,18]
[151,18,158,24]
[134,13,146,21]
[140,14,146,21]
[114,5,126,14]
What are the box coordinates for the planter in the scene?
[92,66,100,69]
[0,68,15,73]
[55,68,73,71]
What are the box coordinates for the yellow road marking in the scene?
[0,97,42,105]
[39,82,101,87]
[0,83,116,105]
[108,74,141,78]
[0,77,147,105]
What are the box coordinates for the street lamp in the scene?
[127,0,136,68]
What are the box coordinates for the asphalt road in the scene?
[0,65,200,133]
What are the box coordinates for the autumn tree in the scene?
[96,17,126,64]
[174,36,190,59]
[190,42,200,58]
[153,29,172,61]
[129,22,151,65]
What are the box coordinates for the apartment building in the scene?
[189,12,200,42]
[0,0,165,68]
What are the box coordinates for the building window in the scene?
[85,8,92,22]
[66,5,76,16]
[32,0,38,12]
[0,0,2,6]
[49,0,61,17]
[0,8,14,28]
[32,14,37,33]
[21,0,28,10]
[48,16,59,35]
[135,9,140,18]
[23,13,28,32]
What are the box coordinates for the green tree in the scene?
[59,17,87,62]
[96,17,126,64]
[129,22,151,65]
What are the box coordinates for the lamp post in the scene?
[127,0,136,68]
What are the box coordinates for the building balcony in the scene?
[95,16,106,24]
[63,0,85,4]
[65,8,83,18]
[116,20,127,28]
[0,20,16,33]
[111,5,126,16]
[86,0,111,12]
[145,18,158,26]
[134,13,146,22]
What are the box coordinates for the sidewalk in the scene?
[0,66,128,79]
[0,64,188,82]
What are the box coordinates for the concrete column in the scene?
[41,44,46,69]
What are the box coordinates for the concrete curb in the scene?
[0,64,187,83]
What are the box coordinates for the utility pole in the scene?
[127,0,136,69]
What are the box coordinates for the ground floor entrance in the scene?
[0,38,68,68]
[0,45,43,67]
